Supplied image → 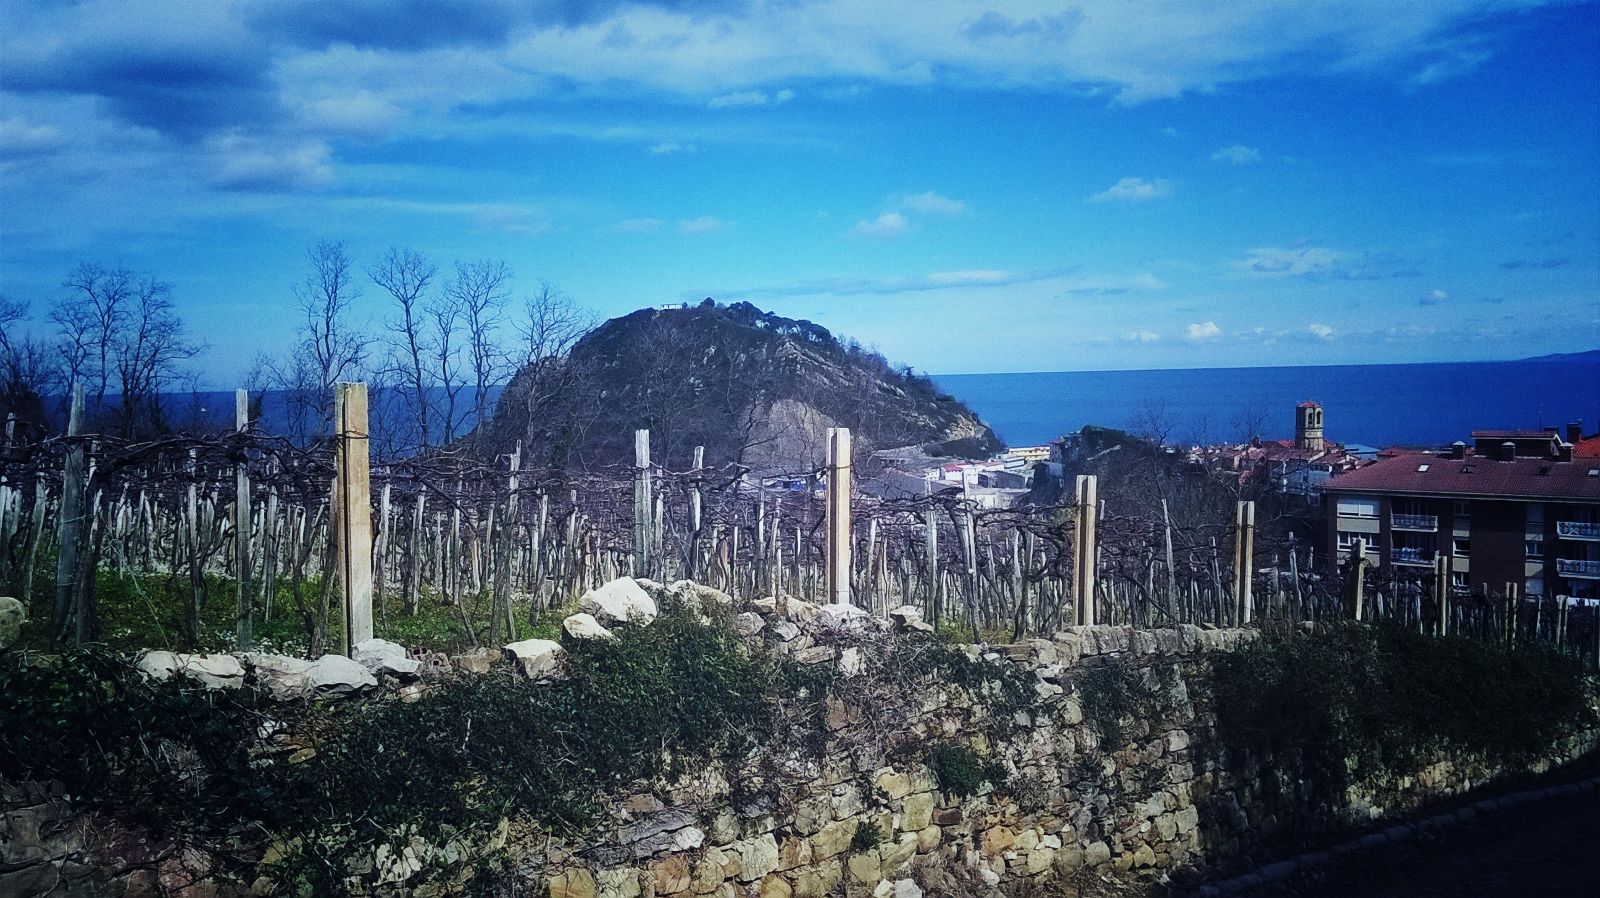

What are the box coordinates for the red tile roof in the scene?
[1325,453,1600,501]
[1576,436,1600,459]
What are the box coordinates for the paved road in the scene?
[1245,785,1599,897]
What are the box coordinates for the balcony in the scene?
[1391,546,1436,567]
[1557,559,1600,579]
[1391,513,1438,532]
[1556,521,1600,541]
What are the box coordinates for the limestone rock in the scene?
[504,639,565,679]
[731,834,779,882]
[734,612,766,637]
[563,613,616,641]
[352,638,423,679]
[581,577,659,626]
[0,596,25,650]
[817,602,871,631]
[137,651,244,689]
[887,605,933,633]
[452,647,497,674]
[306,654,379,694]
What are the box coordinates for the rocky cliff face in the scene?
[487,300,1001,471]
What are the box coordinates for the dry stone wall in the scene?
[3,579,1596,898]
[526,599,1596,898]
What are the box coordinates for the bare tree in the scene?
[55,263,133,416]
[111,276,200,437]
[444,259,512,434]
[0,297,59,437]
[280,240,369,438]
[370,247,437,449]
[427,289,466,444]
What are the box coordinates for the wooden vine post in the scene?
[1234,500,1255,625]
[334,382,374,654]
[51,382,86,644]
[235,389,253,650]
[826,427,852,605]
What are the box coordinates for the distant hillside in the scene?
[1520,348,1600,364]
[485,300,1001,471]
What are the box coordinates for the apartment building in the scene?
[1323,424,1600,602]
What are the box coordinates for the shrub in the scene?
[928,741,999,798]
[1207,623,1595,794]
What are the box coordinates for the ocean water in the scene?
[934,355,1600,449]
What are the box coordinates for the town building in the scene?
[1189,401,1366,497]
[1322,423,1600,603]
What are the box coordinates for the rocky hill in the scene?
[486,300,1001,471]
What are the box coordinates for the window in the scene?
[1527,504,1545,525]
[1452,571,1470,590]
[1453,538,1470,557]
[1454,500,1471,519]
[1525,577,1544,598]
[1527,539,1545,560]
[1336,497,1379,518]
[1337,531,1368,549]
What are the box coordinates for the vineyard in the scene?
[2,384,1596,667]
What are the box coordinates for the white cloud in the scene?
[1211,144,1262,164]
[708,88,793,109]
[1422,288,1449,305]
[1238,245,1344,277]
[0,117,66,158]
[678,215,730,234]
[647,141,696,155]
[1307,323,1336,340]
[613,218,663,233]
[1123,330,1160,343]
[897,191,966,217]
[299,91,403,141]
[1186,321,1223,342]
[847,211,911,239]
[205,135,332,192]
[708,90,769,108]
[1089,176,1174,203]
[926,269,1010,285]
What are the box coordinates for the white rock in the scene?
[0,596,25,650]
[353,638,423,678]
[770,621,802,642]
[734,612,766,637]
[244,653,316,700]
[504,638,565,679]
[306,654,378,694]
[817,602,870,632]
[839,646,865,677]
[888,604,934,633]
[562,613,615,640]
[137,651,245,689]
[892,880,923,898]
[580,577,658,626]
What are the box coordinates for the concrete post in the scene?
[235,389,252,650]
[1235,500,1255,625]
[826,427,852,605]
[1074,474,1098,626]
[634,429,652,577]
[334,382,374,653]
[1352,538,1367,621]
[51,383,85,643]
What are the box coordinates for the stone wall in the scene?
[525,601,1596,898]
[3,582,1596,898]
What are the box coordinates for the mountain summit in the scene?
[487,300,1001,471]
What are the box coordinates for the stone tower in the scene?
[1295,401,1325,451]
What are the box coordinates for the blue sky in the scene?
[1,0,1597,383]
